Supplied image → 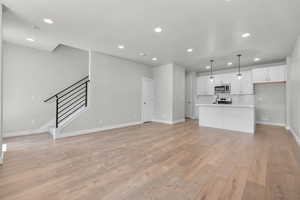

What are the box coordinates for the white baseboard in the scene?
[3,128,49,138]
[152,119,173,124]
[152,119,185,125]
[0,144,7,165]
[0,153,3,165]
[256,121,286,127]
[289,128,300,146]
[57,121,143,139]
[172,119,186,124]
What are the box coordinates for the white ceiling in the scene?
[2,0,300,71]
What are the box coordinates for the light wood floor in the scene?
[1,120,300,200]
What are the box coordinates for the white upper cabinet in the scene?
[197,71,253,96]
[268,66,287,82]
[197,76,214,95]
[252,65,287,83]
[239,71,254,94]
[230,71,253,95]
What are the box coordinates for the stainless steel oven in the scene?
[214,84,231,94]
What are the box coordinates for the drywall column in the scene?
[286,57,291,129]
[0,4,4,164]
[153,63,186,124]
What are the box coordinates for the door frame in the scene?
[141,77,154,123]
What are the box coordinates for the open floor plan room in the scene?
[1,121,300,199]
[1,0,300,199]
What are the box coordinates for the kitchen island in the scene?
[196,104,255,134]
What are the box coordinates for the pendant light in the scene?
[237,54,242,80]
[209,60,214,82]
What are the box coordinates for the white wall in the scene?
[173,64,185,122]
[0,4,3,162]
[62,51,152,134]
[152,64,174,122]
[152,63,185,123]
[3,42,88,136]
[185,71,197,119]
[287,36,300,141]
[255,84,286,126]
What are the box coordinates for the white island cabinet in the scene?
[197,104,255,134]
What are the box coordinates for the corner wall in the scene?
[3,42,88,137]
[0,4,3,163]
[287,36,300,143]
[61,51,153,134]
[152,63,185,124]
[173,64,185,122]
[152,64,173,123]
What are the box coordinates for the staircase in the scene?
[44,76,90,139]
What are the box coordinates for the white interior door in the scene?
[185,73,193,119]
[142,77,154,122]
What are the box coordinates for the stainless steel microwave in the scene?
[214,84,231,94]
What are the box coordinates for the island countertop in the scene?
[197,104,256,133]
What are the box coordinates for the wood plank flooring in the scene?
[1,120,300,200]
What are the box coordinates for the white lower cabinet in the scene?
[198,104,255,134]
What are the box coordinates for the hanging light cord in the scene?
[210,60,214,77]
[237,54,242,75]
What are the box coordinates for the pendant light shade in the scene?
[237,54,242,80]
[209,60,214,82]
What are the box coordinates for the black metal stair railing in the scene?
[44,76,90,128]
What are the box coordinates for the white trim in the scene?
[172,119,186,124]
[3,127,49,138]
[152,119,173,124]
[152,118,185,125]
[141,77,154,123]
[0,144,7,165]
[289,128,300,146]
[256,121,286,127]
[57,121,143,139]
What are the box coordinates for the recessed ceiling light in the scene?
[26,38,35,42]
[118,45,125,49]
[254,58,261,62]
[139,52,146,56]
[227,62,233,66]
[242,33,251,38]
[154,27,163,33]
[206,65,211,69]
[152,57,157,61]
[187,48,193,53]
[43,18,54,24]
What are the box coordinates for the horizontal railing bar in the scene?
[44,76,89,102]
[58,104,86,124]
[58,84,86,103]
[58,91,86,109]
[58,95,86,114]
[58,80,89,100]
[58,99,86,118]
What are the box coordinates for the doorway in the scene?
[185,72,194,119]
[142,77,154,123]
